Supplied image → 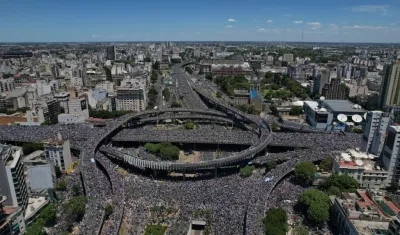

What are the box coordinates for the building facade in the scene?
[116,79,147,112]
[322,78,347,100]
[106,45,116,61]
[44,137,72,172]
[0,145,28,211]
[382,125,400,184]
[379,62,400,109]
[361,111,390,155]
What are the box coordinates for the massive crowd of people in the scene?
[0,66,365,235]
[113,128,256,145]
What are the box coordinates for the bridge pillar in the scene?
[154,169,158,178]
[214,167,218,178]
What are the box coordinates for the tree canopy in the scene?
[56,180,67,191]
[294,162,316,185]
[184,121,195,130]
[293,225,309,235]
[265,160,277,173]
[264,207,288,235]
[298,189,330,225]
[323,173,359,193]
[215,75,250,97]
[89,106,133,119]
[162,88,170,101]
[319,157,333,172]
[63,196,88,223]
[239,165,255,178]
[105,203,113,220]
[22,142,44,155]
[151,70,158,84]
[144,224,167,235]
[144,142,180,161]
[289,106,303,116]
[147,86,159,110]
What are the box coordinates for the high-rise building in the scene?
[312,67,330,95]
[321,78,347,100]
[382,125,400,184]
[106,45,116,61]
[361,111,390,156]
[0,145,28,211]
[116,78,147,112]
[44,135,72,171]
[379,61,400,109]
[0,195,11,235]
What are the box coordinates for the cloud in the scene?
[225,25,233,28]
[257,28,266,32]
[308,22,321,30]
[228,18,236,22]
[293,21,303,24]
[180,32,187,35]
[92,34,96,37]
[329,24,339,30]
[266,20,273,23]
[390,23,397,26]
[342,25,384,29]
[351,5,389,14]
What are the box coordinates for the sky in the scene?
[0,0,400,43]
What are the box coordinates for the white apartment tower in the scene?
[44,135,72,171]
[382,125,400,184]
[0,145,28,210]
[361,111,390,156]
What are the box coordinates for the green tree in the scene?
[144,224,168,235]
[239,165,255,178]
[294,162,316,185]
[327,186,341,197]
[185,66,193,74]
[39,203,57,227]
[265,160,277,173]
[26,220,46,235]
[56,180,67,191]
[271,121,279,132]
[293,225,309,235]
[105,203,113,220]
[72,184,81,196]
[289,106,303,116]
[162,88,170,101]
[264,207,288,235]
[151,70,158,84]
[184,121,195,130]
[22,143,44,155]
[103,66,112,82]
[64,196,88,223]
[324,174,359,193]
[205,73,213,81]
[298,189,330,225]
[216,91,223,98]
[319,157,333,172]
[152,61,160,70]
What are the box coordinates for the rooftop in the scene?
[25,196,49,220]
[323,100,366,113]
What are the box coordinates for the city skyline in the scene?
[1,0,400,43]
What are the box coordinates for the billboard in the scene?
[80,99,87,111]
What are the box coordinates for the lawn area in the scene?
[144,224,168,235]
